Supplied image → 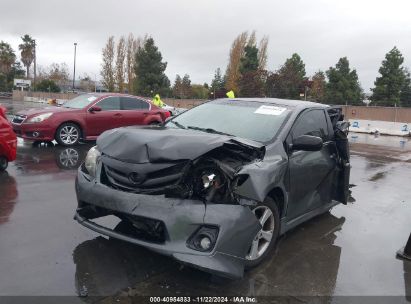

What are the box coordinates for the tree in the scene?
[47,63,70,88]
[211,68,224,89]
[115,36,126,92]
[191,84,209,99]
[79,74,96,92]
[210,68,225,97]
[181,74,192,98]
[101,36,115,92]
[309,71,326,102]
[257,36,269,71]
[18,34,35,78]
[325,57,363,105]
[0,42,24,92]
[172,74,183,98]
[35,79,60,92]
[266,53,306,99]
[371,47,408,106]
[134,37,170,96]
[125,34,144,93]
[225,32,248,94]
[400,69,411,107]
[0,41,16,75]
[238,45,264,97]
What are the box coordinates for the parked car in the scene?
[74,98,350,279]
[0,106,17,170]
[11,93,171,146]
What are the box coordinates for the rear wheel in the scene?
[0,156,8,171]
[56,123,81,146]
[245,197,280,269]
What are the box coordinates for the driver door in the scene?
[286,109,337,220]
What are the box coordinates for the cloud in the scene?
[1,0,411,92]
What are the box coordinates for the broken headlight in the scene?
[187,225,219,252]
[84,146,101,178]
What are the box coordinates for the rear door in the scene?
[86,97,122,136]
[286,109,338,219]
[119,97,151,126]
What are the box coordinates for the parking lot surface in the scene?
[0,130,410,301]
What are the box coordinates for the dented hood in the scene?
[97,126,264,164]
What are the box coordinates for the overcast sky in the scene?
[1,0,411,92]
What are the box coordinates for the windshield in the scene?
[167,100,291,143]
[63,94,99,109]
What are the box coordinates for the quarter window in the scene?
[96,97,120,111]
[292,109,329,140]
[121,97,150,110]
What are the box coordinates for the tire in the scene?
[55,123,81,146]
[244,197,280,269]
[0,156,8,171]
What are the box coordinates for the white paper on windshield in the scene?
[88,96,97,102]
[254,105,286,116]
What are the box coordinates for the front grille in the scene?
[102,161,188,193]
[12,115,27,124]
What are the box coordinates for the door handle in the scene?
[143,112,149,116]
[114,113,122,117]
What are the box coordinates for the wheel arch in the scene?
[267,187,286,218]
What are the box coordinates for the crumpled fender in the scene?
[234,153,288,204]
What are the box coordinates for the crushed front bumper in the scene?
[74,168,261,279]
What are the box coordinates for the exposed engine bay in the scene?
[100,139,264,205]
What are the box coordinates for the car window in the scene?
[291,109,329,140]
[168,100,291,143]
[96,97,120,111]
[63,94,99,109]
[121,97,150,110]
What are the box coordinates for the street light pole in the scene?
[73,42,77,90]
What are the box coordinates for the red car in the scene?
[0,106,17,170]
[11,93,171,146]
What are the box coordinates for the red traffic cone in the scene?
[397,232,411,261]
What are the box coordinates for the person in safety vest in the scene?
[226,90,235,98]
[152,94,164,108]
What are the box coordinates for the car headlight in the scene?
[26,112,53,123]
[85,146,101,178]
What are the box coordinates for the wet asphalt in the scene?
[0,100,411,301]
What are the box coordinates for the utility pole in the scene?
[73,42,77,90]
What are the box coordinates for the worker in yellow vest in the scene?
[226,90,235,98]
[152,94,164,108]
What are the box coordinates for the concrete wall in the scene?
[342,105,411,123]
[12,90,77,101]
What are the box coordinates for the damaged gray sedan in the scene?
[74,98,350,279]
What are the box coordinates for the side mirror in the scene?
[291,135,323,151]
[89,106,102,113]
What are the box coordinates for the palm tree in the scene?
[0,41,16,75]
[19,35,35,78]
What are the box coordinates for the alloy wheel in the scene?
[59,126,79,145]
[246,206,275,261]
[59,148,79,168]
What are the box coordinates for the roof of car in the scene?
[221,98,329,110]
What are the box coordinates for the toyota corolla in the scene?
[74,98,350,278]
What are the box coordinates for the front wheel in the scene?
[245,197,280,269]
[56,123,81,146]
[0,156,8,171]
